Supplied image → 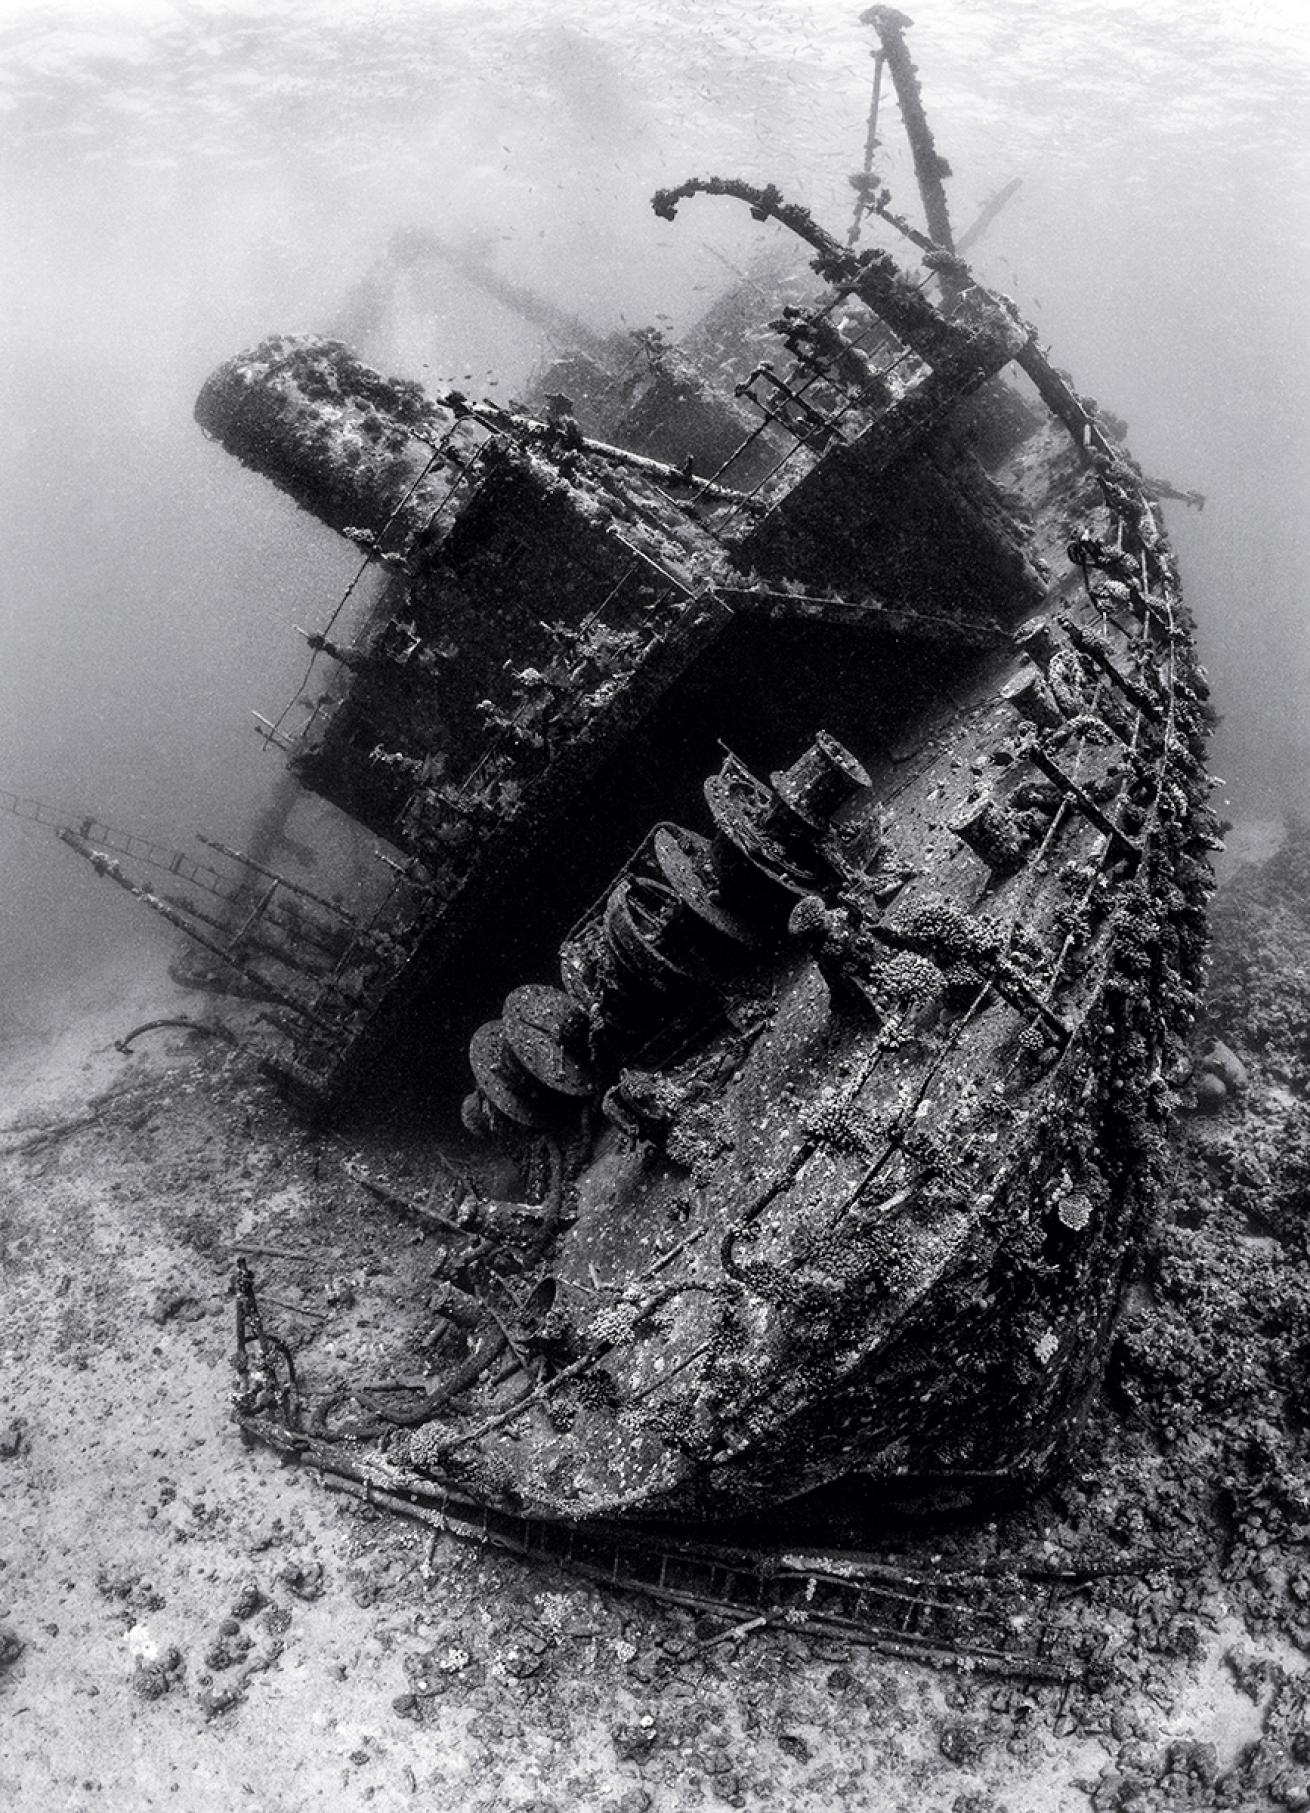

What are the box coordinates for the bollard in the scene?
[1000,669,1065,733]
[947,796,1027,873]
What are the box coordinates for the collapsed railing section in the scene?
[54,822,389,1038]
[232,1286,1099,1682]
[3,789,230,898]
[232,1266,1192,1684]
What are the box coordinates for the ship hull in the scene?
[97,13,1216,1532]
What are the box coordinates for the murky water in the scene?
[2,0,1307,1017]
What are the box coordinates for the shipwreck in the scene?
[63,8,1215,1547]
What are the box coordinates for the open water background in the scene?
[1,0,1307,1026]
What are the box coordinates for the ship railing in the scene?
[688,298,924,524]
[6,789,367,998]
[26,789,383,1044]
[2,788,237,904]
[56,828,346,1033]
[389,528,705,870]
[235,1398,1086,1681]
[270,411,499,758]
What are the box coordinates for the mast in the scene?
[956,178,1022,255]
[860,6,956,254]
[387,229,614,362]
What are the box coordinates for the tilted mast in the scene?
[861,5,957,254]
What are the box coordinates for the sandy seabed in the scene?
[4,826,1310,1813]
